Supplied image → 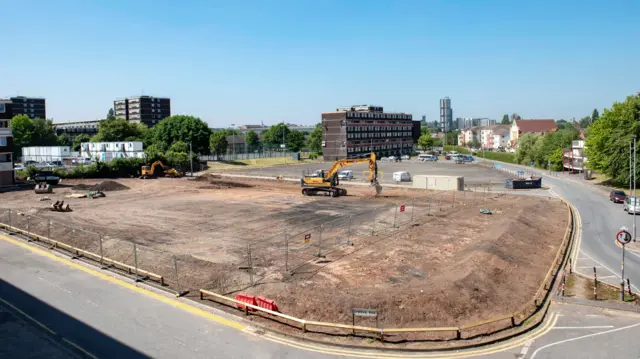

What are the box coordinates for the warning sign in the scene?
[400,205,406,213]
[617,230,632,245]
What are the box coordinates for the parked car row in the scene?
[611,190,640,215]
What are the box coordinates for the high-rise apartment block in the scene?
[440,97,453,132]
[114,96,170,127]
[9,96,46,119]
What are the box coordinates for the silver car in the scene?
[624,197,640,214]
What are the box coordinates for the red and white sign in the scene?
[400,205,406,212]
[617,230,632,245]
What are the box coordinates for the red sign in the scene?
[400,205,406,212]
[617,230,632,245]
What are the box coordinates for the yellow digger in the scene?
[140,161,183,179]
[300,152,381,197]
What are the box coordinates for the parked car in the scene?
[418,154,437,162]
[338,170,353,180]
[624,196,640,214]
[14,164,24,170]
[610,190,627,203]
[463,155,474,162]
[401,155,410,160]
[392,171,411,182]
[388,156,397,162]
[380,157,390,162]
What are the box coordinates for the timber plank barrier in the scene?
[0,221,165,286]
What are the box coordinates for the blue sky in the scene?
[1,0,639,126]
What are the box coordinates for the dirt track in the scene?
[0,176,567,330]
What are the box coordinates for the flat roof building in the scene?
[9,96,46,119]
[0,99,15,186]
[321,105,420,161]
[114,96,170,127]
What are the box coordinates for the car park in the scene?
[401,155,410,160]
[610,190,626,203]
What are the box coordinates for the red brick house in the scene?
[0,99,14,186]
[510,119,558,148]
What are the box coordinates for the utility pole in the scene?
[189,142,193,177]
[231,124,235,161]
[635,136,637,241]
[282,122,286,163]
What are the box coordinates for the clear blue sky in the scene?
[1,0,638,126]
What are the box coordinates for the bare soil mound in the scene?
[72,180,130,192]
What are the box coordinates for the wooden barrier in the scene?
[0,223,165,285]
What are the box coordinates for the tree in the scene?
[57,133,70,146]
[515,133,541,165]
[469,139,481,149]
[510,113,522,122]
[445,131,458,146]
[92,119,148,142]
[501,114,510,124]
[72,134,91,151]
[586,94,640,184]
[591,108,600,123]
[209,131,228,156]
[286,130,305,152]
[10,115,34,158]
[305,124,322,153]
[263,123,290,147]
[106,108,116,120]
[417,134,434,151]
[151,115,212,154]
[31,118,58,146]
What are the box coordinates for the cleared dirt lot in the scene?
[0,176,567,331]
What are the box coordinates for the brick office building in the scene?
[0,99,14,186]
[321,105,420,161]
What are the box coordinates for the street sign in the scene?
[617,230,632,245]
[352,308,377,317]
[400,205,406,212]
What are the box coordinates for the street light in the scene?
[634,136,637,242]
[231,124,235,161]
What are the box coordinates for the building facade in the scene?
[9,96,46,119]
[53,120,101,141]
[114,96,171,127]
[563,140,587,172]
[440,97,453,132]
[0,99,14,186]
[22,146,72,163]
[322,105,420,161]
[81,141,145,162]
[510,119,558,148]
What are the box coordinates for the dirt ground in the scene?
[0,175,568,330]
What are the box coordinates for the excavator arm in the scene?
[301,152,381,197]
[323,152,378,185]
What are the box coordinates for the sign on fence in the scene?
[352,308,378,317]
[400,205,406,213]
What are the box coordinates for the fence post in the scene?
[593,266,598,300]
[27,216,31,235]
[371,209,377,235]
[392,204,398,228]
[99,234,104,268]
[47,219,51,239]
[411,197,415,222]
[427,195,432,215]
[451,190,455,208]
[8,209,11,228]
[247,244,254,286]
[173,255,182,296]
[347,216,352,241]
[318,225,323,257]
[284,232,289,272]
[133,238,140,281]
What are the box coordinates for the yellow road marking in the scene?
[0,233,245,331]
[0,232,560,358]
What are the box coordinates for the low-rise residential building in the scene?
[458,127,481,146]
[510,119,558,148]
[491,127,511,150]
[563,140,587,172]
[22,146,72,163]
[0,99,14,186]
[53,120,101,141]
[80,141,145,162]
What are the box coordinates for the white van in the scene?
[393,171,411,182]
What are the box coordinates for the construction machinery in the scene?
[300,152,381,197]
[49,200,72,212]
[140,161,184,179]
[34,183,52,194]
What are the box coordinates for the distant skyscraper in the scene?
[440,97,452,132]
[456,117,466,130]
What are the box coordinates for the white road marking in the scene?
[38,276,72,295]
[579,250,640,291]
[519,339,533,357]
[530,322,640,359]
[598,275,617,279]
[553,326,614,330]
[577,266,600,269]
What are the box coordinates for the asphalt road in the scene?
[487,161,640,293]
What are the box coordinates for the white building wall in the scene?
[80,142,145,162]
[22,146,71,162]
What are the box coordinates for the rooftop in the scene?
[515,119,558,133]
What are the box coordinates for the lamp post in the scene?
[231,124,235,160]
[635,136,637,241]
[189,142,193,177]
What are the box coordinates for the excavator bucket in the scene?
[63,204,72,212]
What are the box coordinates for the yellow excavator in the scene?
[300,152,381,197]
[140,161,183,179]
